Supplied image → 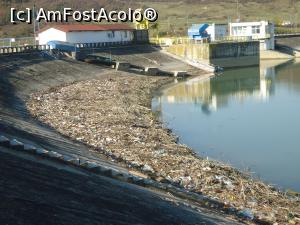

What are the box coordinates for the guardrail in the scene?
[150,36,258,46]
[0,40,146,55]
[0,45,50,55]
[74,41,133,49]
[275,33,300,38]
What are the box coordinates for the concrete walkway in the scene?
[260,50,294,60]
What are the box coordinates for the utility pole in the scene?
[168,17,171,34]
[289,0,297,32]
[186,14,189,29]
[236,0,240,22]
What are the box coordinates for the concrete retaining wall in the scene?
[210,41,259,58]
[166,41,260,68]
[166,43,210,61]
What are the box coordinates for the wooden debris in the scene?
[27,74,300,224]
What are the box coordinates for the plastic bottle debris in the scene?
[142,164,155,173]
[238,209,254,220]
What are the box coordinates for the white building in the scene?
[38,24,134,45]
[229,21,275,50]
[206,23,228,41]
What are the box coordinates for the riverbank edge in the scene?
[26,72,300,225]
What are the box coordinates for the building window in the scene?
[241,26,247,35]
[232,27,238,35]
[124,31,128,38]
[233,26,247,36]
[252,26,260,34]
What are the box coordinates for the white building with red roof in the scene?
[38,24,134,45]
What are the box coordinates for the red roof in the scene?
[39,24,134,33]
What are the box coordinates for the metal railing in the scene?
[74,41,133,49]
[0,40,139,55]
[214,36,252,42]
[0,45,50,55]
[150,37,210,46]
[149,35,259,46]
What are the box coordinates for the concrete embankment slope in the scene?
[87,45,207,75]
[276,36,300,50]
[0,146,240,225]
[275,36,300,58]
[0,53,123,167]
[0,53,241,224]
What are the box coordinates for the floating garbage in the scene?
[142,164,155,173]
[238,209,254,220]
[26,74,300,224]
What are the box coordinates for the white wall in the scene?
[38,29,134,45]
[66,30,134,43]
[229,21,275,50]
[206,25,215,41]
[38,28,67,45]
[229,21,273,38]
[206,24,228,41]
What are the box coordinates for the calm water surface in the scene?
[152,61,300,191]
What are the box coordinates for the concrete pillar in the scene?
[144,67,159,76]
[173,71,187,77]
[71,52,77,60]
[72,51,85,60]
[115,62,130,71]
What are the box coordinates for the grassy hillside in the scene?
[1,0,300,38]
[144,0,300,36]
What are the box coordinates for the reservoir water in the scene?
[152,60,300,191]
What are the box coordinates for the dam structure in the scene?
[165,40,260,69]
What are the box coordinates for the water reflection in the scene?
[158,66,278,114]
[153,60,300,191]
